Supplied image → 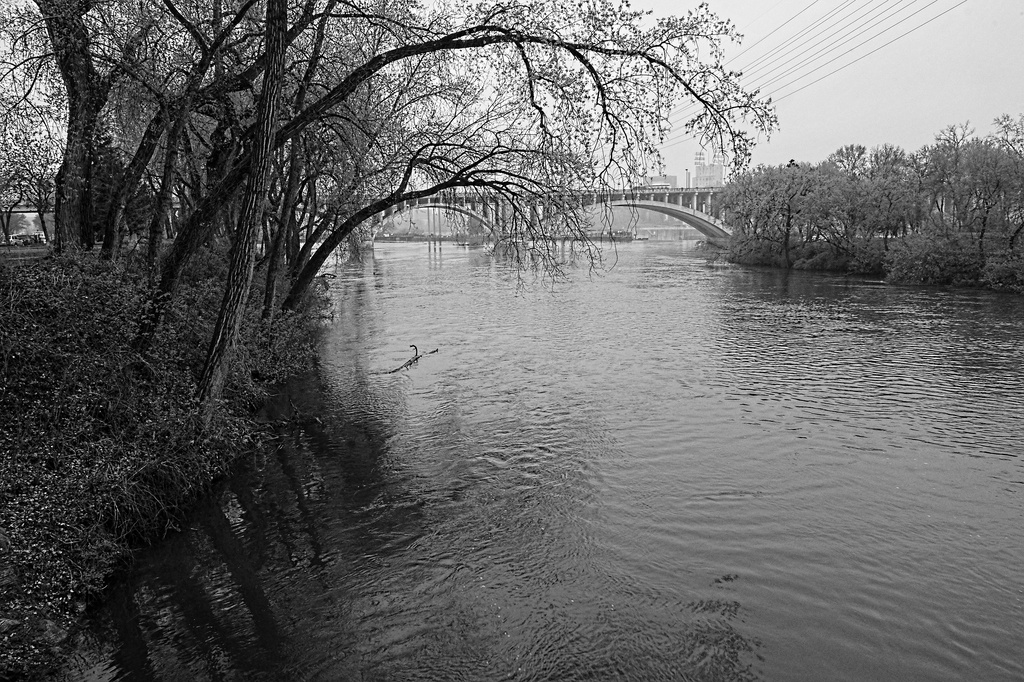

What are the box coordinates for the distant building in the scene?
[694,149,724,188]
[644,175,677,189]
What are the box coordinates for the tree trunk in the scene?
[101,106,170,257]
[146,111,188,271]
[55,97,102,251]
[1,210,12,241]
[196,0,288,420]
[263,144,303,319]
[1010,223,1024,251]
[283,202,392,310]
[36,211,51,243]
[288,203,329,283]
[37,0,108,252]
[261,217,286,320]
[287,184,321,280]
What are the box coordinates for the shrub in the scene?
[846,238,886,275]
[0,250,325,678]
[727,234,787,268]
[884,235,985,286]
[981,253,1024,292]
[790,241,849,271]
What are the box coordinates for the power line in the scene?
[673,0,914,120]
[764,0,950,97]
[774,0,968,101]
[669,0,885,119]
[726,0,827,65]
[663,1,960,139]
[750,1,930,100]
[742,0,904,85]
[736,0,788,33]
[737,0,867,81]
[659,0,968,150]
[669,0,856,116]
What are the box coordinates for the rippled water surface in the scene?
[65,242,1024,681]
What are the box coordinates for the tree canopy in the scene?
[2,0,774,409]
[720,119,1024,288]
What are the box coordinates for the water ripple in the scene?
[62,244,1024,682]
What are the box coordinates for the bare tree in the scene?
[6,0,775,412]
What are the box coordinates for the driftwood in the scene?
[388,344,439,374]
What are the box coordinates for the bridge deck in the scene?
[384,187,731,240]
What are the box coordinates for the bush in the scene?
[727,234,787,268]
[884,235,985,286]
[728,235,885,274]
[0,250,325,678]
[846,238,886,275]
[790,240,850,271]
[981,253,1024,292]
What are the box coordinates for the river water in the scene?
[62,242,1024,681]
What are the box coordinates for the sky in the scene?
[641,0,1024,176]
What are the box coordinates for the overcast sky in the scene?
[642,0,1024,176]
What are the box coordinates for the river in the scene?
[61,241,1024,681]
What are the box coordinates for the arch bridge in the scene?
[380,187,730,241]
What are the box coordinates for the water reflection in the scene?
[66,375,762,680]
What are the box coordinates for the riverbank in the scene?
[50,241,1024,681]
[0,253,324,680]
[725,234,1024,292]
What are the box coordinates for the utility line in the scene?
[669,0,859,117]
[774,0,968,101]
[742,0,904,85]
[671,0,913,120]
[726,0,826,65]
[660,0,965,150]
[752,0,933,95]
[738,0,869,82]
[737,0,788,33]
[764,0,950,97]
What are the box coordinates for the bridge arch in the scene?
[381,193,733,242]
[607,200,731,240]
[383,201,495,235]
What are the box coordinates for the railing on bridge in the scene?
[381,186,731,241]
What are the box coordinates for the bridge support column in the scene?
[481,200,491,244]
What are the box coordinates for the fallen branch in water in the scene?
[388,344,439,373]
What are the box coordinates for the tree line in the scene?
[719,117,1024,291]
[0,0,773,419]
[2,2,775,674]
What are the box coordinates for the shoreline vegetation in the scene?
[1,221,1019,679]
[0,252,325,680]
[0,0,780,672]
[718,118,1024,293]
[0,0,1017,673]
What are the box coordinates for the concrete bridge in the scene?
[380,187,730,241]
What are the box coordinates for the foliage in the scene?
[0,0,775,417]
[0,253,324,678]
[720,117,1024,287]
[0,0,773,674]
[883,235,984,286]
[980,253,1024,292]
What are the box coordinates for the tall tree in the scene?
[196,0,288,416]
[991,114,1024,249]
[34,0,111,249]
[7,0,775,410]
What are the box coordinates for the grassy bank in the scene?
[725,234,1024,292]
[0,252,325,680]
